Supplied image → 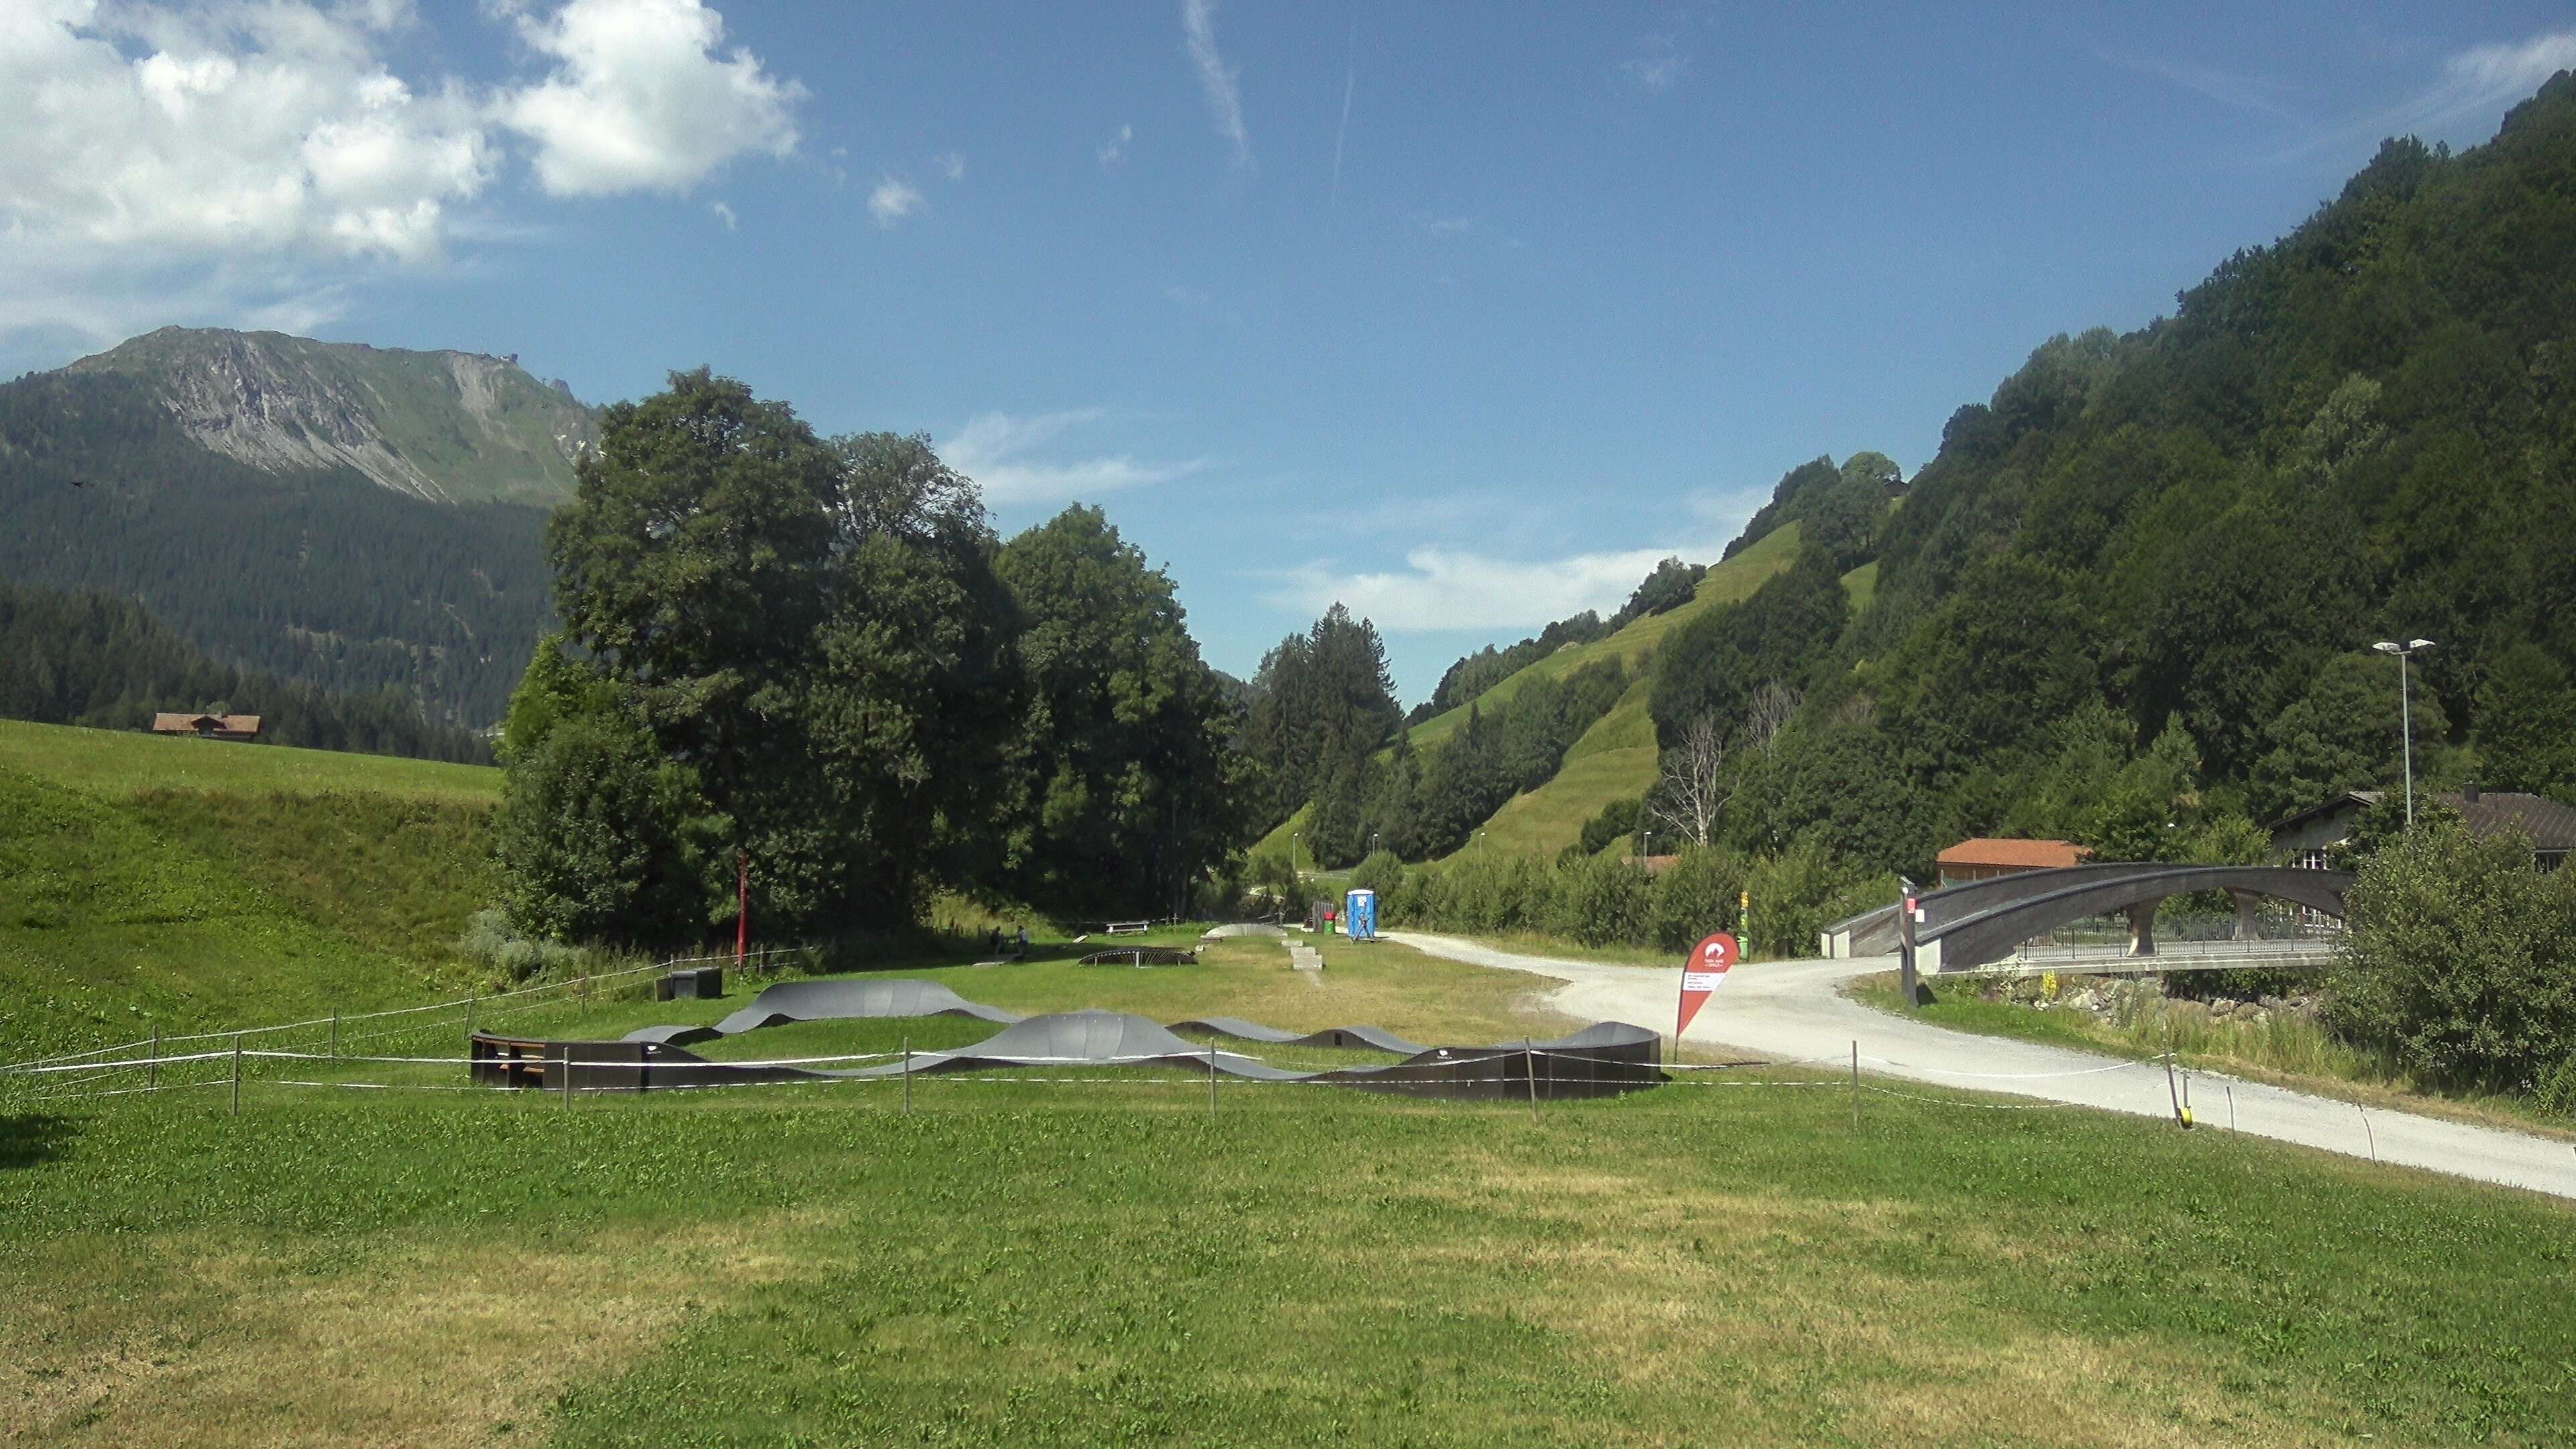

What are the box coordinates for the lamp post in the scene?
[1641,828,1652,863]
[1291,831,1301,882]
[1371,830,1381,859]
[2372,638,2436,828]
[1476,830,1487,859]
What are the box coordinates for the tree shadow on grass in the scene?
[0,1114,81,1171]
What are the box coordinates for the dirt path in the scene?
[1389,931,2576,1203]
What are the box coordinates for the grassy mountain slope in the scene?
[0,720,500,1062]
[1250,525,1805,863]
[64,327,597,506]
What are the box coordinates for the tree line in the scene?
[494,370,1241,947]
[0,580,492,763]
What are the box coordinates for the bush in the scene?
[1350,850,1406,900]
[2536,1056,2576,1119]
[1561,852,1652,947]
[2324,816,2576,1093]
[1651,847,1745,953]
[456,908,586,983]
[1578,797,1642,856]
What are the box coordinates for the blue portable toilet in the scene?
[1344,888,1378,942]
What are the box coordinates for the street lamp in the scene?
[1291,832,1301,883]
[1476,830,1487,858]
[1371,830,1381,858]
[2372,638,2436,828]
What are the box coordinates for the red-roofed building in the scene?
[1935,837,2090,887]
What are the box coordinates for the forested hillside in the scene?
[0,582,490,763]
[1659,74,2576,880]
[0,368,553,727]
[1269,74,2576,910]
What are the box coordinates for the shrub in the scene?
[2324,816,2576,1092]
[1350,849,1406,899]
[1578,797,1643,856]
[1650,847,1745,953]
[1562,852,1652,947]
[456,908,586,982]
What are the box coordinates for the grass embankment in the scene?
[0,720,503,1062]
[9,983,2575,1446]
[1847,971,2576,1140]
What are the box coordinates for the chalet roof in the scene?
[1936,837,2090,870]
[2266,789,2576,851]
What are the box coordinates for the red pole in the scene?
[736,850,749,968]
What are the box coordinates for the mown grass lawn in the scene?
[7,1059,2574,1448]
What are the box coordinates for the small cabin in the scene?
[150,712,263,742]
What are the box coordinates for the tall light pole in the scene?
[2373,638,2436,828]
[1291,831,1301,884]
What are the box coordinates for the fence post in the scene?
[1850,1041,1860,1129]
[466,991,477,1040]
[1208,1044,1218,1117]
[150,1027,162,1093]
[330,1010,339,1061]
[902,1036,912,1115]
[231,1034,243,1117]
[1525,1044,1540,1122]
[2163,1052,2185,1127]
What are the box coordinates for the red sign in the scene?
[1676,932,1738,1038]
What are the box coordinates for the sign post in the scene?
[736,850,750,970]
[1676,932,1738,1050]
[1896,877,1923,1010]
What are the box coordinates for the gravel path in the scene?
[1389,931,2576,1203]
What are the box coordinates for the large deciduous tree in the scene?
[997,504,1243,918]
[498,372,1026,943]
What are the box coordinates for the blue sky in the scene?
[5,1,2571,702]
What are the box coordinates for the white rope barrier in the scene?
[0,948,812,1071]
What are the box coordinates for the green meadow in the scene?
[5,716,2575,1447]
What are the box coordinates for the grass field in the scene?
[0,720,510,1065]
[9,771,2576,1446]
[9,936,2575,1448]
[0,719,502,803]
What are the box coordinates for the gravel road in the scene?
[1389,931,2576,1203]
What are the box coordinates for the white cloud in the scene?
[0,0,803,356]
[1163,284,1209,305]
[1623,31,1688,93]
[2392,29,2576,131]
[1417,214,1472,237]
[943,408,1210,508]
[708,199,737,229]
[502,0,803,197]
[1271,543,1718,632]
[868,175,923,227]
[1097,123,1134,169]
[0,1,488,270]
[936,150,967,182]
[1181,0,1252,168]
